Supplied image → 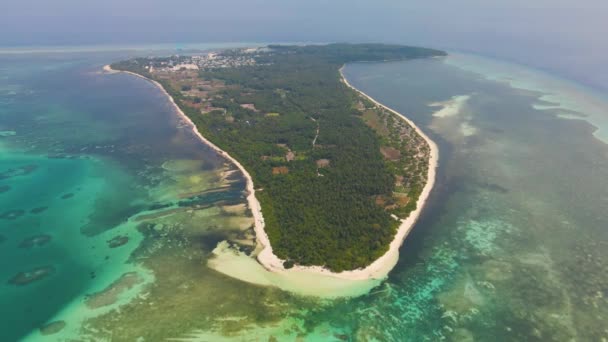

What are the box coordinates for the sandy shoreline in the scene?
[335,66,439,279]
[103,64,277,272]
[104,63,438,282]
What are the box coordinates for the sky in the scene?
[1,0,607,91]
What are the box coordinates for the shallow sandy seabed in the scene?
[208,241,383,298]
[429,95,470,118]
[428,93,479,141]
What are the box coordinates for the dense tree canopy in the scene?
[112,44,444,271]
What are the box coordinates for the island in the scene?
[107,43,442,278]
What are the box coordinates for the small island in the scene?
[108,43,442,277]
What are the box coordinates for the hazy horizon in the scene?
[1,1,607,91]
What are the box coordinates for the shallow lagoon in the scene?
[1,50,607,341]
[0,50,246,340]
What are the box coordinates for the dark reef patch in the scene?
[0,185,10,193]
[60,193,74,199]
[85,272,143,309]
[30,206,49,214]
[480,182,509,194]
[0,164,38,180]
[80,204,145,236]
[107,235,129,248]
[0,209,25,220]
[47,153,72,159]
[177,188,243,208]
[198,231,230,252]
[40,320,66,336]
[148,202,173,211]
[8,265,55,286]
[19,234,52,248]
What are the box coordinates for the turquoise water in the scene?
[341,56,608,340]
[2,50,607,341]
[0,51,246,341]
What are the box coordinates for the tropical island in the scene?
[108,43,442,275]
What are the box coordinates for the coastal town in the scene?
[136,47,264,72]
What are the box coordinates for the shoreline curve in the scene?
[103,62,438,284]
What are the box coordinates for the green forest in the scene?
[112,44,445,271]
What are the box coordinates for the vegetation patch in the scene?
[272,166,289,175]
[380,146,401,161]
[316,159,331,168]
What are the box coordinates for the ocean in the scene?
[1,47,607,341]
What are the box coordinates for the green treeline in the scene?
[112,44,444,271]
